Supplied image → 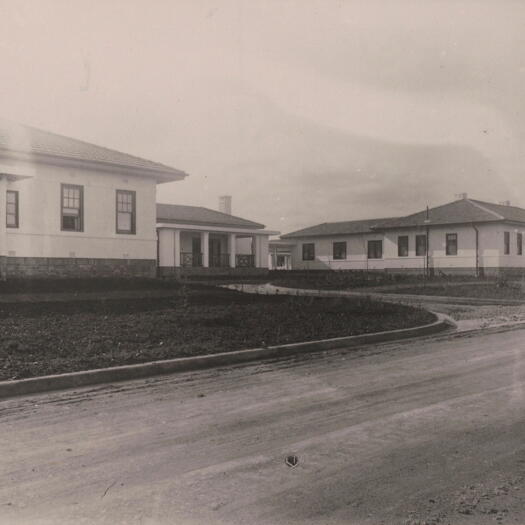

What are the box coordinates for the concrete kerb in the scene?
[0,313,454,400]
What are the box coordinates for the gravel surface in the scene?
[1,327,524,524]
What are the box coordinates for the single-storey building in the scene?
[280,194,525,276]
[0,120,187,279]
[157,197,278,277]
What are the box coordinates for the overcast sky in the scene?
[1,0,524,234]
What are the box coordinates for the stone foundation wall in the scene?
[6,257,157,279]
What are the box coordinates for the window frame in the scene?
[367,239,383,259]
[332,241,347,260]
[518,232,523,256]
[445,233,458,256]
[397,235,409,257]
[504,231,510,255]
[116,189,137,235]
[415,234,427,257]
[60,184,84,232]
[6,190,19,228]
[302,243,315,261]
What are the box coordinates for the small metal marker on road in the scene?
[285,455,299,468]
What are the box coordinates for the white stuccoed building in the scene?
[279,195,525,277]
[157,198,278,278]
[0,120,187,279]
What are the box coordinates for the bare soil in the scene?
[0,285,434,380]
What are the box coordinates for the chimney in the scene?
[455,192,468,200]
[499,200,511,206]
[219,195,232,215]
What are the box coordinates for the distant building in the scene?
[268,239,294,270]
[157,199,278,277]
[0,120,186,279]
[280,195,525,276]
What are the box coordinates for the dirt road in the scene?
[1,328,524,525]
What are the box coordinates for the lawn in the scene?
[267,273,525,301]
[382,282,525,300]
[0,285,435,380]
[269,272,482,291]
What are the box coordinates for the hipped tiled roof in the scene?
[157,203,265,229]
[0,120,187,181]
[281,217,397,238]
[377,198,525,228]
[282,198,525,238]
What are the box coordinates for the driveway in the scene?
[0,328,524,525]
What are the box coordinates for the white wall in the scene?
[287,222,525,271]
[3,158,158,260]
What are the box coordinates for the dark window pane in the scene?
[504,231,510,255]
[446,233,457,256]
[367,240,382,259]
[398,236,409,257]
[416,235,427,256]
[333,241,346,260]
[302,243,315,261]
[62,215,78,230]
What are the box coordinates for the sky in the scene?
[1,0,524,234]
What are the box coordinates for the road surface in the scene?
[1,327,524,525]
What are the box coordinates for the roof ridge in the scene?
[466,199,505,220]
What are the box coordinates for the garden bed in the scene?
[0,285,435,380]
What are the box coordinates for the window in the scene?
[446,233,457,256]
[416,234,427,256]
[6,190,18,228]
[302,243,315,261]
[504,231,510,255]
[518,233,523,256]
[116,190,136,234]
[398,236,409,257]
[367,240,383,259]
[61,184,83,232]
[333,241,346,260]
